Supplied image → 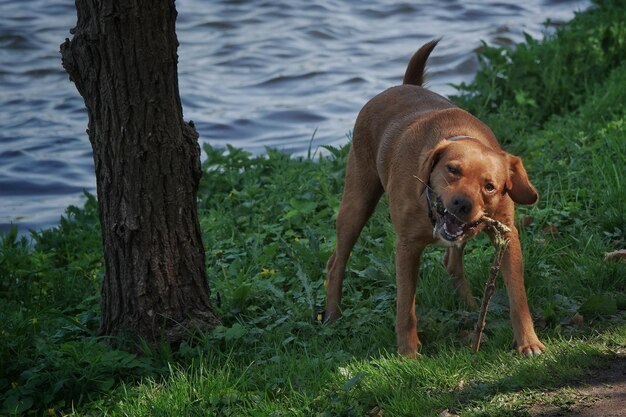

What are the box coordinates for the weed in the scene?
[2,1,626,415]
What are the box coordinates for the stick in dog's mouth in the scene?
[472,216,511,353]
[432,196,482,241]
[413,174,483,241]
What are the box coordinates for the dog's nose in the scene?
[451,195,472,217]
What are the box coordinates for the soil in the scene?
[529,351,626,417]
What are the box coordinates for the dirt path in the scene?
[529,353,626,417]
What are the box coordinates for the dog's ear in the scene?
[417,142,448,195]
[505,154,538,205]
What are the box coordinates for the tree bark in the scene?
[61,0,219,347]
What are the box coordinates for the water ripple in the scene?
[0,0,589,232]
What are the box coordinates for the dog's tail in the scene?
[402,39,440,86]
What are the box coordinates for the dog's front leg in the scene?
[499,229,545,356]
[395,237,425,357]
[444,244,479,309]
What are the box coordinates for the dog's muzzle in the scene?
[426,189,481,242]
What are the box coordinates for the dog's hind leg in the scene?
[444,245,478,309]
[325,149,383,323]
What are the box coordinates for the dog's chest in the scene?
[432,233,465,248]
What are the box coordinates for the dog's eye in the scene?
[446,165,460,175]
[484,182,496,193]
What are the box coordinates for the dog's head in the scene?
[417,139,537,242]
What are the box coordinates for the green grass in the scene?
[2,1,626,415]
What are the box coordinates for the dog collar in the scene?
[446,135,477,142]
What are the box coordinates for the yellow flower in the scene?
[260,268,276,277]
[47,408,56,416]
[30,318,38,325]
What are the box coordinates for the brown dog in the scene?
[325,40,545,357]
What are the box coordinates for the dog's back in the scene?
[351,41,460,183]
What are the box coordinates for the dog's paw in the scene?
[513,339,545,357]
[397,337,422,358]
[323,309,341,324]
[397,349,421,359]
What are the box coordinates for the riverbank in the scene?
[1,1,625,415]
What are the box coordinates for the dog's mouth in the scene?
[433,197,482,242]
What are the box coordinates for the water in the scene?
[0,0,589,233]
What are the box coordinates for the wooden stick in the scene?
[471,216,511,353]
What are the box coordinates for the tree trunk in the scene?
[60,0,219,346]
